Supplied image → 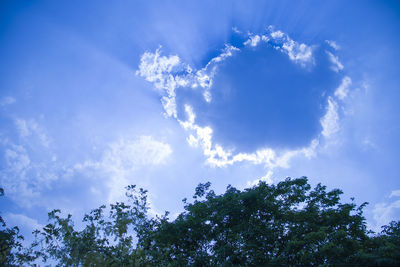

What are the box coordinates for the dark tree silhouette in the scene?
[1,177,399,266]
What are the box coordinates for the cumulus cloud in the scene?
[334,76,352,100]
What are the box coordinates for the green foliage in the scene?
[1,178,400,266]
[0,188,35,266]
[29,185,151,266]
[142,177,372,266]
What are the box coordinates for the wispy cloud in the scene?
[325,40,340,50]
[243,27,314,67]
[1,119,60,207]
[0,96,16,106]
[14,118,50,147]
[137,45,239,116]
[320,98,340,138]
[74,136,172,203]
[334,76,352,100]
[372,190,400,232]
[246,170,274,187]
[232,27,241,34]
[4,213,42,232]
[266,27,314,67]
[326,51,344,72]
[390,190,400,198]
[195,45,239,102]
[180,104,318,169]
[1,143,57,207]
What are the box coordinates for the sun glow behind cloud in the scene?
[1,0,399,235]
[137,26,350,179]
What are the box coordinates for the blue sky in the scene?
[1,0,400,240]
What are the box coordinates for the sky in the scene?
[1,0,400,241]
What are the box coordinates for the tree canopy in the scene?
[1,177,399,266]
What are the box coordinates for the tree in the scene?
[1,177,400,266]
[0,188,34,266]
[141,177,372,266]
[28,185,151,266]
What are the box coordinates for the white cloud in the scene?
[137,45,238,114]
[247,170,273,187]
[390,190,400,198]
[138,26,347,173]
[325,40,340,50]
[4,213,42,231]
[334,76,352,100]
[326,51,344,72]
[74,136,172,203]
[179,104,318,169]
[232,27,241,34]
[195,45,239,102]
[0,96,16,106]
[0,119,61,207]
[266,27,314,67]
[270,30,284,39]
[372,198,400,232]
[5,145,31,173]
[102,136,172,171]
[138,27,316,119]
[281,40,314,67]
[261,35,269,42]
[244,34,261,47]
[14,118,50,147]
[1,144,42,206]
[321,98,340,138]
[15,119,30,137]
[136,47,190,118]
[242,27,314,67]
[136,48,182,88]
